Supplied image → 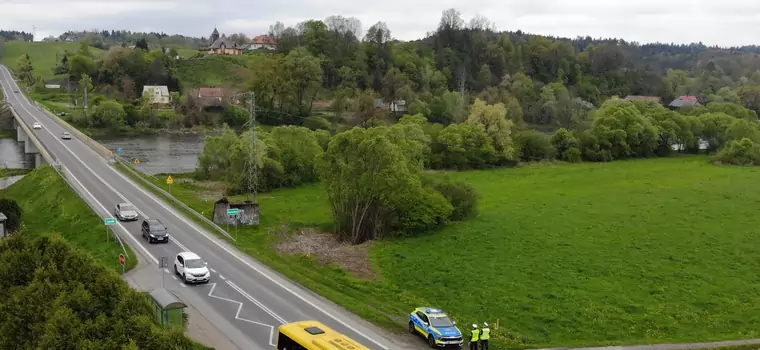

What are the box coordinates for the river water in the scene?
[96,133,207,175]
[0,137,33,169]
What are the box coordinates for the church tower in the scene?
[209,27,220,46]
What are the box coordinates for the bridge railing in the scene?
[113,155,236,241]
[33,102,114,160]
[9,107,57,165]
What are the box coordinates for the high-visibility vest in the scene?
[481,327,490,340]
[470,329,480,342]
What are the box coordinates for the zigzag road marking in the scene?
[206,283,277,346]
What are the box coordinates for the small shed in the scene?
[0,212,6,238]
[148,288,187,327]
[213,197,260,226]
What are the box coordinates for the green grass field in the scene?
[1,165,137,273]
[116,156,760,347]
[176,55,248,88]
[1,42,103,80]
[0,168,31,177]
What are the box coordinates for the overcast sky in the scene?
[1,0,760,47]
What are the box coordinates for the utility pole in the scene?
[231,91,259,204]
[246,92,258,204]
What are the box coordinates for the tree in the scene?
[15,54,34,86]
[79,73,93,111]
[135,37,149,51]
[93,100,126,128]
[67,54,95,80]
[317,126,452,244]
[465,99,516,162]
[0,234,195,349]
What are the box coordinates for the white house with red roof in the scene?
[246,35,277,51]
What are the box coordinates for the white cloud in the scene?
[1,0,760,46]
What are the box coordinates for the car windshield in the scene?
[184,259,204,268]
[430,316,454,328]
[122,205,135,211]
[150,225,165,233]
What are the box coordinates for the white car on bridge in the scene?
[32,122,42,130]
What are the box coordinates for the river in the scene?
[96,133,207,175]
[0,137,34,169]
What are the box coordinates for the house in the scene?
[207,28,242,56]
[247,35,277,51]
[195,87,224,107]
[142,85,171,105]
[390,100,407,113]
[624,95,661,104]
[668,96,701,109]
[374,99,388,109]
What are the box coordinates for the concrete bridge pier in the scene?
[15,124,44,168]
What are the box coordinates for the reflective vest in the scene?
[481,327,490,340]
[470,329,480,342]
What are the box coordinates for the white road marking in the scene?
[219,274,226,280]
[210,268,217,273]
[207,283,276,346]
[172,276,178,280]
[227,280,287,324]
[180,283,187,288]
[163,268,170,274]
[1,65,389,349]
[0,68,160,266]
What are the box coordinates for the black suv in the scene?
[141,219,169,243]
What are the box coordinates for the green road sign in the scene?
[104,217,117,225]
[227,208,240,216]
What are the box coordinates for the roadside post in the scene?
[119,253,126,274]
[134,158,140,164]
[159,257,168,288]
[166,176,174,195]
[104,217,117,242]
[227,208,239,239]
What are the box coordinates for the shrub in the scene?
[429,178,479,221]
[0,198,22,233]
[516,130,555,162]
[303,116,332,131]
[714,138,760,166]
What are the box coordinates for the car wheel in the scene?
[183,273,189,284]
[174,265,179,275]
[427,335,436,348]
[408,322,416,335]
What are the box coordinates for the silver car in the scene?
[114,203,139,221]
[61,132,72,140]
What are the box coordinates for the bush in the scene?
[303,116,332,131]
[714,138,760,166]
[0,198,22,233]
[516,130,555,162]
[429,178,479,221]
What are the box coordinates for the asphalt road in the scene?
[0,65,401,350]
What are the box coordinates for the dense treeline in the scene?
[0,234,195,349]
[0,30,32,42]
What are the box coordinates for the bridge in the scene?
[0,65,406,350]
[5,96,54,168]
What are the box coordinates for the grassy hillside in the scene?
[0,42,103,80]
[118,156,760,347]
[1,165,136,273]
[176,55,248,88]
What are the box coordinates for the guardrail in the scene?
[113,155,236,241]
[51,163,130,260]
[9,107,57,165]
[34,102,114,160]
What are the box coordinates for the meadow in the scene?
[117,156,760,347]
[175,55,248,88]
[1,41,103,80]
[1,165,137,273]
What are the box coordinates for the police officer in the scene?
[469,324,480,350]
[480,322,490,350]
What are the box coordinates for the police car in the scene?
[409,307,464,348]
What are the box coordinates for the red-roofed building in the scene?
[669,95,701,109]
[246,35,277,51]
